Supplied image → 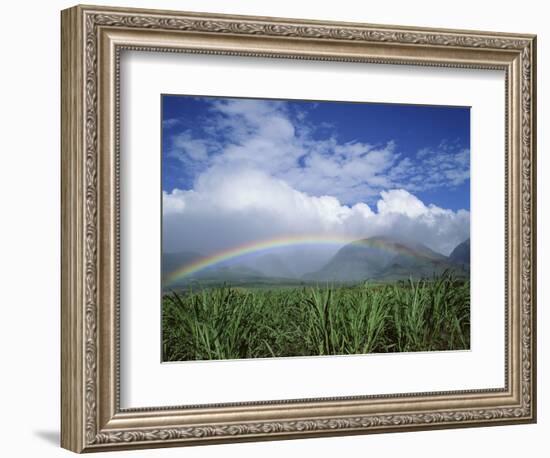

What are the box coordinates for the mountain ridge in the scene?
[303,236,469,282]
[162,236,470,286]
[448,238,470,266]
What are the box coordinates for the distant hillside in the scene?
[163,237,470,287]
[448,238,470,266]
[192,265,267,282]
[242,253,297,279]
[162,251,203,278]
[303,236,467,283]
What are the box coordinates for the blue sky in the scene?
[161,95,470,256]
[162,95,470,211]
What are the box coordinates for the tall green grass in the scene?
[162,273,470,361]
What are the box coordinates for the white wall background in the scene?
[0,0,546,456]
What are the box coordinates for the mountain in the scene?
[192,265,267,282]
[162,250,270,285]
[243,253,297,279]
[162,251,203,278]
[303,236,466,283]
[163,237,470,287]
[448,238,470,266]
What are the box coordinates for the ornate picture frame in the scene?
[61,4,536,453]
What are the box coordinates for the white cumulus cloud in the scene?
[166,99,469,204]
[162,98,470,263]
[163,167,469,257]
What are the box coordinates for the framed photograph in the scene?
[61,4,537,453]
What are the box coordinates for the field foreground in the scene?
[162,273,470,362]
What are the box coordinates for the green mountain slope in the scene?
[303,236,468,282]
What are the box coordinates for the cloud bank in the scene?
[163,168,469,257]
[163,98,470,259]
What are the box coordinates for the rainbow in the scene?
[163,234,438,286]
[164,234,357,286]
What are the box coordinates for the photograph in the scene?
[161,95,472,361]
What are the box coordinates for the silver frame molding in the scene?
[61,4,537,453]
